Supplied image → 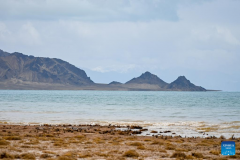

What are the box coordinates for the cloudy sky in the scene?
[0,0,240,91]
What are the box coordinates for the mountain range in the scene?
[0,49,208,91]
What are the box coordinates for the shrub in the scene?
[40,153,51,159]
[165,145,175,150]
[170,152,186,158]
[20,153,35,159]
[0,152,14,159]
[151,140,164,145]
[58,156,75,160]
[130,142,143,146]
[137,145,145,150]
[220,135,226,139]
[0,139,10,145]
[123,150,139,157]
[75,135,85,139]
[210,150,220,155]
[192,152,203,158]
[4,136,21,140]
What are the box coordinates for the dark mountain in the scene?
[167,76,206,91]
[125,71,168,88]
[0,49,211,91]
[108,81,122,85]
[0,50,93,85]
[0,49,10,57]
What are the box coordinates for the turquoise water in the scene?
[0,90,240,137]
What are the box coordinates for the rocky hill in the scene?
[0,49,209,91]
[166,76,206,91]
[0,49,93,86]
[108,81,122,85]
[125,71,168,88]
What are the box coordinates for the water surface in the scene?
[0,90,239,138]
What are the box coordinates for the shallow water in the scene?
[0,90,239,138]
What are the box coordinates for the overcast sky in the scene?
[0,0,240,91]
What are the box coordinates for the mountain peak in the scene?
[175,76,189,82]
[0,49,10,57]
[167,76,206,91]
[108,81,122,85]
[125,71,168,87]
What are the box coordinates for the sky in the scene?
[0,0,240,91]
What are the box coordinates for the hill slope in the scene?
[0,49,93,85]
[167,76,206,91]
[0,49,209,91]
[125,71,168,88]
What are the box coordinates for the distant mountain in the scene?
[167,76,206,91]
[108,81,122,85]
[0,49,10,57]
[0,49,210,91]
[0,49,93,85]
[125,71,168,88]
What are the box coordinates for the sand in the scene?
[0,124,239,160]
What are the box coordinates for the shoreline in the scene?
[1,121,240,139]
[0,124,239,159]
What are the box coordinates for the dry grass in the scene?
[210,150,220,155]
[4,136,21,140]
[137,145,145,150]
[129,142,143,146]
[78,152,92,158]
[165,144,175,150]
[0,139,10,145]
[158,148,167,153]
[40,153,52,159]
[192,152,204,158]
[151,140,164,145]
[0,124,237,160]
[227,155,240,159]
[58,156,76,160]
[0,152,14,159]
[74,135,85,139]
[95,152,108,157]
[24,139,39,145]
[175,148,188,152]
[197,142,211,146]
[20,153,35,159]
[170,152,186,158]
[43,151,56,154]
[123,150,139,157]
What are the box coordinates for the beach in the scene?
[0,124,240,159]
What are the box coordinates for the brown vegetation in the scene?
[0,124,238,159]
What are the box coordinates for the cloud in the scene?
[0,22,41,46]
[0,0,240,90]
[91,64,137,73]
[0,0,180,21]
